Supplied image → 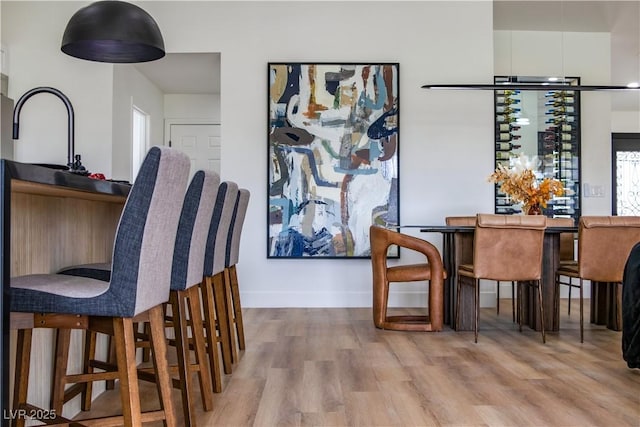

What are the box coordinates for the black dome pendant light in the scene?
[61,0,165,63]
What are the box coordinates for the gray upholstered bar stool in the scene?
[201,181,239,382]
[224,188,250,362]
[52,170,222,426]
[137,169,220,425]
[10,146,188,426]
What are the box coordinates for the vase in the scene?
[527,203,542,215]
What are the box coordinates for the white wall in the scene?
[612,110,640,133]
[2,2,113,174]
[141,0,495,307]
[495,30,613,216]
[4,1,635,309]
[112,64,165,181]
[165,94,220,120]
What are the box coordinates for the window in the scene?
[612,133,640,215]
[132,106,149,180]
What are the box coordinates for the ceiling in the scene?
[494,0,640,111]
[133,1,639,110]
[134,52,220,95]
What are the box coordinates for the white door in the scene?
[169,123,221,176]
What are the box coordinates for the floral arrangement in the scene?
[488,154,564,214]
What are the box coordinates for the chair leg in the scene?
[579,278,584,343]
[536,280,546,344]
[518,283,523,333]
[170,290,200,426]
[223,268,238,364]
[186,285,215,409]
[474,279,479,343]
[455,276,462,331]
[511,281,516,322]
[112,317,143,426]
[50,328,71,414]
[147,305,178,427]
[13,328,32,427]
[82,330,97,411]
[568,283,572,315]
[201,275,228,381]
[229,265,246,350]
[496,280,500,315]
[214,273,233,371]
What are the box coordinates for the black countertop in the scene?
[2,159,131,197]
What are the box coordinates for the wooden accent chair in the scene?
[457,214,547,343]
[555,216,640,342]
[10,146,188,426]
[223,188,250,361]
[370,226,445,331]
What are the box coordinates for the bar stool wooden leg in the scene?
[171,290,199,426]
[13,328,32,427]
[223,268,238,364]
[51,328,71,414]
[229,265,246,351]
[201,275,227,384]
[147,305,178,427]
[186,285,215,408]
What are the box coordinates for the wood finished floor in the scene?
[76,300,640,427]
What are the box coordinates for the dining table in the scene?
[419,224,578,332]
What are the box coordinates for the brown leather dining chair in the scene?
[555,216,640,342]
[370,225,445,331]
[457,214,547,343]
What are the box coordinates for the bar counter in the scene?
[1,160,130,424]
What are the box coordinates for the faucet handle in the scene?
[70,153,89,175]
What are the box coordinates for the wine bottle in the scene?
[496,196,513,206]
[496,133,522,142]
[547,106,575,115]
[495,89,521,96]
[560,142,574,151]
[496,106,521,114]
[546,115,575,124]
[496,114,516,123]
[496,142,521,150]
[496,97,521,105]
[560,133,575,141]
[496,151,513,160]
[497,123,521,132]
[546,90,575,98]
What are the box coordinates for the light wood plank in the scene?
[70,302,640,427]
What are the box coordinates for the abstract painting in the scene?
[268,63,399,258]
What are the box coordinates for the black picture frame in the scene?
[267,62,400,258]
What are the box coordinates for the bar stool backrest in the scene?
[226,189,250,268]
[110,146,190,316]
[578,216,640,282]
[171,170,221,290]
[204,181,239,277]
[472,214,546,281]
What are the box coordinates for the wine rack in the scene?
[538,89,581,221]
[493,76,581,222]
[494,86,523,215]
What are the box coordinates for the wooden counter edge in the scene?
[11,180,127,204]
